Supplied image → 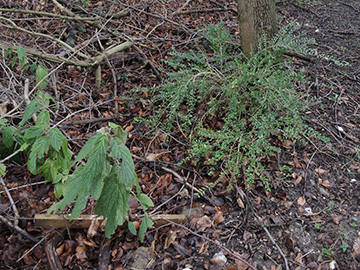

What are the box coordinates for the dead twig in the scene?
[0,175,20,227]
[237,187,290,270]
[0,214,38,242]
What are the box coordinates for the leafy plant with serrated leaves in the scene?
[48,122,154,239]
[1,91,71,197]
[3,46,48,89]
[1,92,154,239]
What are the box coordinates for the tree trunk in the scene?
[237,0,277,57]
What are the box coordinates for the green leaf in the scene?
[36,64,49,90]
[36,91,54,106]
[48,165,85,214]
[29,62,37,74]
[95,166,130,238]
[17,46,26,67]
[54,182,64,198]
[74,133,100,164]
[128,221,137,235]
[139,215,153,242]
[4,48,13,59]
[71,192,88,219]
[109,122,127,144]
[82,134,108,179]
[36,110,50,127]
[0,163,6,176]
[88,161,110,200]
[2,126,17,148]
[28,136,50,174]
[19,99,42,126]
[49,128,66,152]
[111,138,135,186]
[24,125,46,140]
[137,194,154,210]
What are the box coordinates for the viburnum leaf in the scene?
[0,163,6,176]
[17,46,26,67]
[2,126,17,148]
[109,122,127,144]
[73,133,100,164]
[128,221,137,235]
[49,127,66,152]
[28,136,50,174]
[36,110,50,127]
[19,99,41,126]
[139,215,153,242]
[137,193,154,210]
[82,134,108,179]
[36,64,49,90]
[88,161,111,200]
[48,165,86,213]
[95,165,130,238]
[24,125,46,140]
[111,137,135,186]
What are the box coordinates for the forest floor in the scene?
[0,0,359,269]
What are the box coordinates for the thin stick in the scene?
[0,175,20,227]
[0,181,47,194]
[238,187,290,270]
[0,214,38,242]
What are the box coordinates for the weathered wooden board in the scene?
[34,214,185,229]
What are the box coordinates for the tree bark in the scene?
[237,0,277,57]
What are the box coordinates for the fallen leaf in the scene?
[320,179,331,189]
[196,215,212,231]
[213,211,225,226]
[237,198,245,209]
[233,251,250,270]
[22,249,36,265]
[331,214,344,225]
[315,168,327,174]
[294,175,302,185]
[75,245,87,261]
[297,197,306,206]
[352,238,360,257]
[164,230,177,249]
[146,153,162,161]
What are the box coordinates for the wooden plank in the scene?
[34,214,185,229]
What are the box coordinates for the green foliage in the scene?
[1,94,153,239]
[3,46,49,89]
[150,23,327,188]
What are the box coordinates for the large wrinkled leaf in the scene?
[111,137,135,186]
[49,128,66,152]
[24,125,46,140]
[2,126,17,148]
[36,110,50,127]
[109,122,127,144]
[82,134,108,179]
[36,64,49,89]
[74,133,101,164]
[19,99,41,126]
[95,166,130,238]
[28,136,50,174]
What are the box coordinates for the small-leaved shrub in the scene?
[150,23,327,189]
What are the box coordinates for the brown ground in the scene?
[0,0,359,269]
